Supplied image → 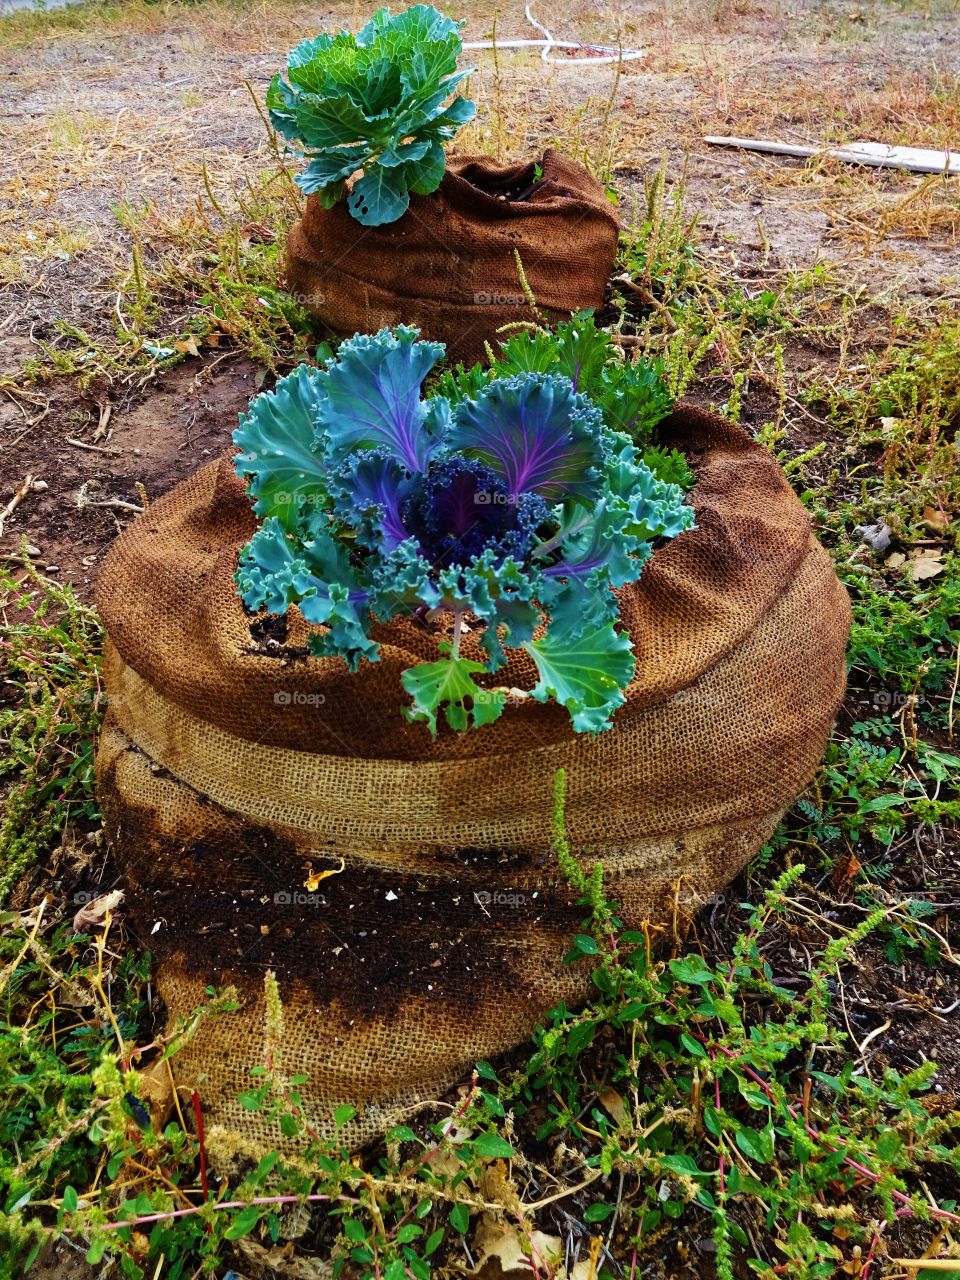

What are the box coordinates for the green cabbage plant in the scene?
[266,5,476,226]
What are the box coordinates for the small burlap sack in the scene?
[286,148,621,368]
[94,406,850,1153]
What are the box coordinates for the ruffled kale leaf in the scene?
[490,311,674,445]
[434,553,543,671]
[332,449,415,551]
[236,516,378,671]
[267,5,475,226]
[448,373,606,503]
[233,365,328,530]
[523,620,636,734]
[368,538,440,620]
[315,327,447,472]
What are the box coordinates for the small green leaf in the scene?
[405,1253,431,1280]
[680,1032,707,1058]
[583,1202,615,1223]
[668,955,714,986]
[450,1202,470,1233]
[703,1105,723,1136]
[566,1020,597,1058]
[225,1205,262,1240]
[333,1103,357,1128]
[388,1125,419,1143]
[85,1238,108,1265]
[735,1125,774,1165]
[473,1133,516,1159]
[254,1152,280,1180]
[661,1153,703,1177]
[481,1090,505,1118]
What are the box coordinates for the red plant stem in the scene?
[860,1222,887,1280]
[517,1211,543,1280]
[192,1092,209,1203]
[405,1073,479,1177]
[708,1041,960,1225]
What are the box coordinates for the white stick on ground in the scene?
[704,136,960,176]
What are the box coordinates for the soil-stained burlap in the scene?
[286,149,621,368]
[95,405,850,1154]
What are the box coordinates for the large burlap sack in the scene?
[286,148,621,368]
[94,406,850,1153]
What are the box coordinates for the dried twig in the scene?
[92,401,113,442]
[66,436,124,455]
[0,473,37,539]
[80,497,144,514]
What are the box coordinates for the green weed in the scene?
[0,564,103,906]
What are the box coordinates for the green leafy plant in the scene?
[482,774,960,1279]
[233,319,693,735]
[266,5,476,226]
[0,564,103,905]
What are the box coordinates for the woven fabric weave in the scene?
[285,149,621,368]
[94,405,850,1152]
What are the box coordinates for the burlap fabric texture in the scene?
[94,404,850,1153]
[285,149,621,368]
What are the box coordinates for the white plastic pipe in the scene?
[462,4,645,65]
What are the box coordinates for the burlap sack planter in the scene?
[286,148,621,369]
[94,405,849,1153]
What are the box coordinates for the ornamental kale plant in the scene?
[266,5,476,227]
[233,325,693,735]
[439,310,676,444]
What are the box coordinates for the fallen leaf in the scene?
[73,889,124,933]
[831,852,862,895]
[906,548,944,581]
[303,857,345,892]
[235,1236,331,1278]
[884,551,906,570]
[598,1085,628,1125]
[469,1216,564,1278]
[137,1058,175,1130]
